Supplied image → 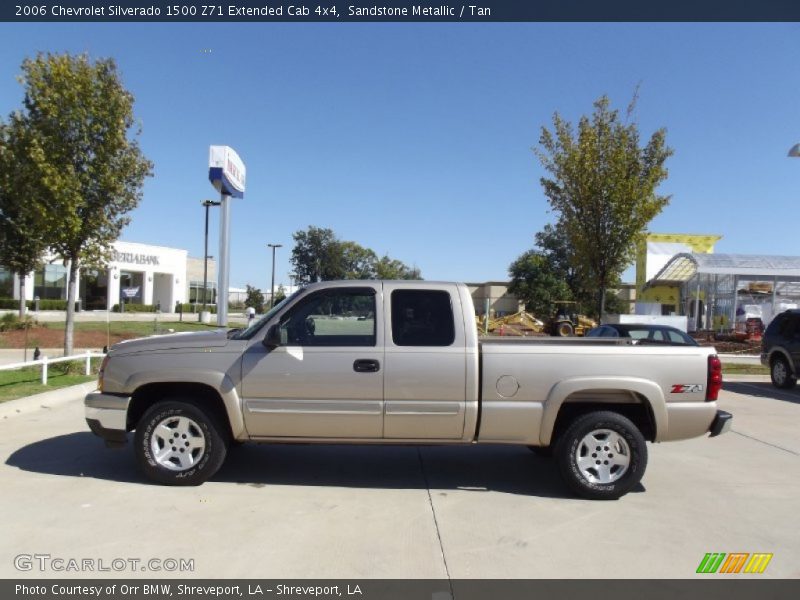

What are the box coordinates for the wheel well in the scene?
[551,396,656,444]
[127,382,233,439]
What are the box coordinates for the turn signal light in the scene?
[98,355,110,392]
[707,354,723,401]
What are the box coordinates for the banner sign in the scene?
[209,146,246,199]
[121,287,140,299]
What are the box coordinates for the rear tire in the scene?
[770,356,797,389]
[556,322,574,337]
[135,400,228,486]
[555,411,647,500]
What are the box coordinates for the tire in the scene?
[555,411,647,500]
[556,322,574,337]
[134,400,229,486]
[770,356,797,390]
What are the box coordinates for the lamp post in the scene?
[789,143,800,157]
[201,200,221,313]
[267,243,283,309]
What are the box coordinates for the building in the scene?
[1,241,217,311]
[467,281,523,316]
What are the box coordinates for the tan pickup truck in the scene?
[85,280,731,499]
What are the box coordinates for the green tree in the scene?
[290,226,421,283]
[508,250,572,316]
[244,284,265,314]
[374,255,422,280]
[290,226,344,283]
[535,94,672,317]
[8,53,152,354]
[273,284,287,305]
[0,121,49,317]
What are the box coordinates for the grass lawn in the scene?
[721,363,769,375]
[0,359,101,403]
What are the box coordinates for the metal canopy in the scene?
[648,253,800,285]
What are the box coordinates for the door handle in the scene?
[353,359,380,373]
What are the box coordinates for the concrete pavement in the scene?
[0,380,797,579]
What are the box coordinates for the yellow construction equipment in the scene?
[476,311,545,336]
[546,301,597,337]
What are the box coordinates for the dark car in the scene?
[761,309,800,389]
[586,323,698,346]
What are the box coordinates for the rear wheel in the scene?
[555,411,647,500]
[135,400,228,486]
[770,356,797,389]
[556,322,574,337]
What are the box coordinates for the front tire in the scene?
[556,322,574,337]
[770,356,797,389]
[555,411,647,500]
[135,400,228,486]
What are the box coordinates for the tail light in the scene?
[98,354,110,392]
[706,354,723,401]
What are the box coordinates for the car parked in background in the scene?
[586,324,698,346]
[761,309,800,389]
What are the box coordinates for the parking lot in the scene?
[1,378,798,579]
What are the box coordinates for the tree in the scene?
[273,284,287,305]
[244,284,265,314]
[374,255,422,280]
[0,121,49,317]
[508,250,572,316]
[290,226,421,283]
[535,94,672,317]
[8,53,153,353]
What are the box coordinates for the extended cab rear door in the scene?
[382,283,467,439]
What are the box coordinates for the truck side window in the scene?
[391,290,455,347]
[279,288,376,347]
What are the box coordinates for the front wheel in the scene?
[134,400,228,486]
[770,357,797,389]
[555,411,647,500]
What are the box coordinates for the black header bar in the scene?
[3,1,800,22]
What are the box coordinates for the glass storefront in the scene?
[0,266,13,298]
[80,269,110,310]
[189,280,217,305]
[34,264,68,300]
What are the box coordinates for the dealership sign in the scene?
[208,145,246,198]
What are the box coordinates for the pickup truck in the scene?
[85,280,732,499]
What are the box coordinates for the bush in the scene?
[112,303,157,313]
[0,313,37,332]
[175,303,217,314]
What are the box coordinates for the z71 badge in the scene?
[671,384,704,393]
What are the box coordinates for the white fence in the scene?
[0,351,106,384]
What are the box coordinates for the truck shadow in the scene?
[5,433,643,499]
[724,382,800,405]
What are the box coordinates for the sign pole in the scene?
[217,191,231,327]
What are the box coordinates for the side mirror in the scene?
[263,323,281,349]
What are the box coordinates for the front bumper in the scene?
[708,410,733,437]
[85,391,131,448]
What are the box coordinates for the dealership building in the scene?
[0,240,218,311]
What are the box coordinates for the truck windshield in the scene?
[229,289,304,340]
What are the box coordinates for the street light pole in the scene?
[201,200,221,312]
[267,243,283,309]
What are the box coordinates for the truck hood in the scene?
[110,330,231,355]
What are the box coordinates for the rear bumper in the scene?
[709,410,733,437]
[85,391,131,448]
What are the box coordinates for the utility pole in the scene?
[267,243,282,309]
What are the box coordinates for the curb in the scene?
[0,381,97,420]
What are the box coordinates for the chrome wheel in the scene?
[575,429,630,484]
[772,360,788,387]
[150,415,206,471]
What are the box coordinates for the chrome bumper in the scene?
[85,391,131,447]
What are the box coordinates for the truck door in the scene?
[240,285,384,439]
[382,284,466,439]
